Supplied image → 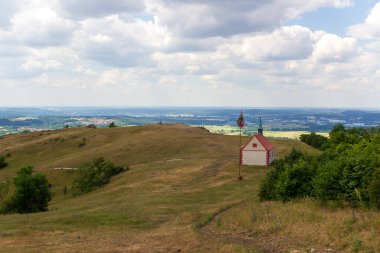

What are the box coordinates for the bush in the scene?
[259,125,380,208]
[259,167,281,201]
[312,161,343,202]
[108,122,117,128]
[78,137,86,147]
[275,160,315,201]
[72,157,127,195]
[368,168,380,210]
[0,156,7,169]
[3,167,51,213]
[300,132,329,150]
[259,149,316,201]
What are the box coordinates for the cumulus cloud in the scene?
[219,26,316,62]
[312,33,358,62]
[21,59,62,71]
[1,6,76,47]
[96,69,124,86]
[72,15,169,67]
[348,2,380,39]
[0,0,24,27]
[1,0,380,107]
[57,0,146,19]
[149,0,352,38]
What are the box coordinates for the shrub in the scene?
[300,132,329,150]
[259,149,316,201]
[108,122,117,128]
[3,167,51,213]
[368,168,380,210]
[259,167,281,201]
[0,156,7,169]
[259,125,380,207]
[312,161,343,202]
[275,160,315,201]
[78,137,86,147]
[72,157,127,195]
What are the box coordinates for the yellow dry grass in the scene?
[214,200,380,253]
[0,124,376,253]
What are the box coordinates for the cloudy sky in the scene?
[0,0,380,107]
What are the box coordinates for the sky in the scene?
[0,0,380,108]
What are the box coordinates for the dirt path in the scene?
[196,203,340,253]
[196,203,275,253]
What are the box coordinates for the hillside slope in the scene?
[0,124,319,252]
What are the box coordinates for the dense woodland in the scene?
[260,124,380,209]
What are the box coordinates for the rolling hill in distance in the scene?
[0,124,379,252]
[1,107,380,137]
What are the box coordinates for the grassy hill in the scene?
[0,124,377,252]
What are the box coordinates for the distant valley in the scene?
[1,107,380,136]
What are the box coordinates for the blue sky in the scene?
[288,0,378,35]
[0,0,380,107]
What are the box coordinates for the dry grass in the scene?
[213,199,380,252]
[0,124,372,253]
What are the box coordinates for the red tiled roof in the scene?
[255,134,274,150]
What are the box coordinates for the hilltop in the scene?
[0,124,361,253]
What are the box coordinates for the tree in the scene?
[108,122,117,128]
[4,167,52,213]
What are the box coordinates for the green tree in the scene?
[4,167,52,213]
[108,122,117,128]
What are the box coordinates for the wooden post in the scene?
[236,110,244,181]
[238,127,243,181]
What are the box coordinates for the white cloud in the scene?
[149,0,353,38]
[96,69,124,86]
[21,59,62,71]
[1,6,76,47]
[57,0,146,19]
[348,2,380,39]
[1,0,380,107]
[312,33,358,62]
[0,0,24,27]
[72,15,169,67]
[89,34,113,44]
[219,26,316,62]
